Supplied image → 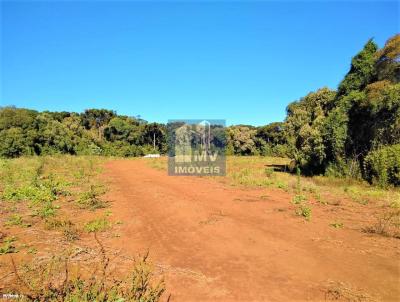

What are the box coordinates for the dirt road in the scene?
[103,160,399,302]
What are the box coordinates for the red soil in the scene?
[102,159,399,302]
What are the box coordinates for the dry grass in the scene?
[7,234,165,302]
[325,280,376,302]
[0,156,165,301]
[145,156,400,209]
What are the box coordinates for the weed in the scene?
[8,236,165,302]
[77,184,107,210]
[4,214,31,228]
[315,193,327,205]
[41,173,71,197]
[33,201,57,219]
[363,208,400,238]
[292,194,307,204]
[45,218,80,241]
[295,205,312,221]
[264,167,274,177]
[27,247,37,255]
[296,166,301,193]
[330,222,344,229]
[84,217,110,233]
[276,181,288,191]
[0,236,18,255]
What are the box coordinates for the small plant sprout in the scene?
[296,205,312,221]
[330,222,344,229]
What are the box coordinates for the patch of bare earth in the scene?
[101,159,399,302]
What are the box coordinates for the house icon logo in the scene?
[168,119,226,176]
[175,120,211,163]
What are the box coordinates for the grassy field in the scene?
[0,156,164,302]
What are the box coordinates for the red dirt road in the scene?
[103,160,399,302]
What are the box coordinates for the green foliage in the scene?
[264,167,274,177]
[45,218,80,241]
[282,35,399,185]
[4,214,31,228]
[0,107,166,158]
[364,144,400,187]
[0,236,18,255]
[295,205,312,221]
[292,194,307,204]
[84,217,110,233]
[34,201,57,218]
[330,222,344,229]
[0,127,33,157]
[285,87,336,174]
[226,126,257,155]
[375,34,400,82]
[0,35,398,189]
[77,184,107,210]
[337,39,378,96]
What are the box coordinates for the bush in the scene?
[363,144,400,187]
[295,205,312,221]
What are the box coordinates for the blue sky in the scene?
[1,1,398,126]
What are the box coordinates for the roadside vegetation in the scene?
[0,156,165,301]
[145,155,400,236]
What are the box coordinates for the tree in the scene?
[0,127,33,157]
[375,34,400,82]
[284,88,336,173]
[337,39,378,96]
[226,126,257,155]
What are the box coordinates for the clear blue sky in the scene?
[1,1,398,126]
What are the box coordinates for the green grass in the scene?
[145,156,400,209]
[0,155,107,217]
[77,184,107,210]
[84,217,111,233]
[0,156,166,301]
[4,214,31,228]
[45,218,80,241]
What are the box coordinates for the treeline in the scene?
[0,108,168,157]
[283,34,399,186]
[0,34,398,186]
[0,106,285,158]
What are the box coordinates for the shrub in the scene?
[295,205,312,221]
[77,184,107,210]
[45,219,80,241]
[84,217,110,233]
[292,194,307,204]
[363,144,400,187]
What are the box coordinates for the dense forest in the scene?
[0,34,399,186]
